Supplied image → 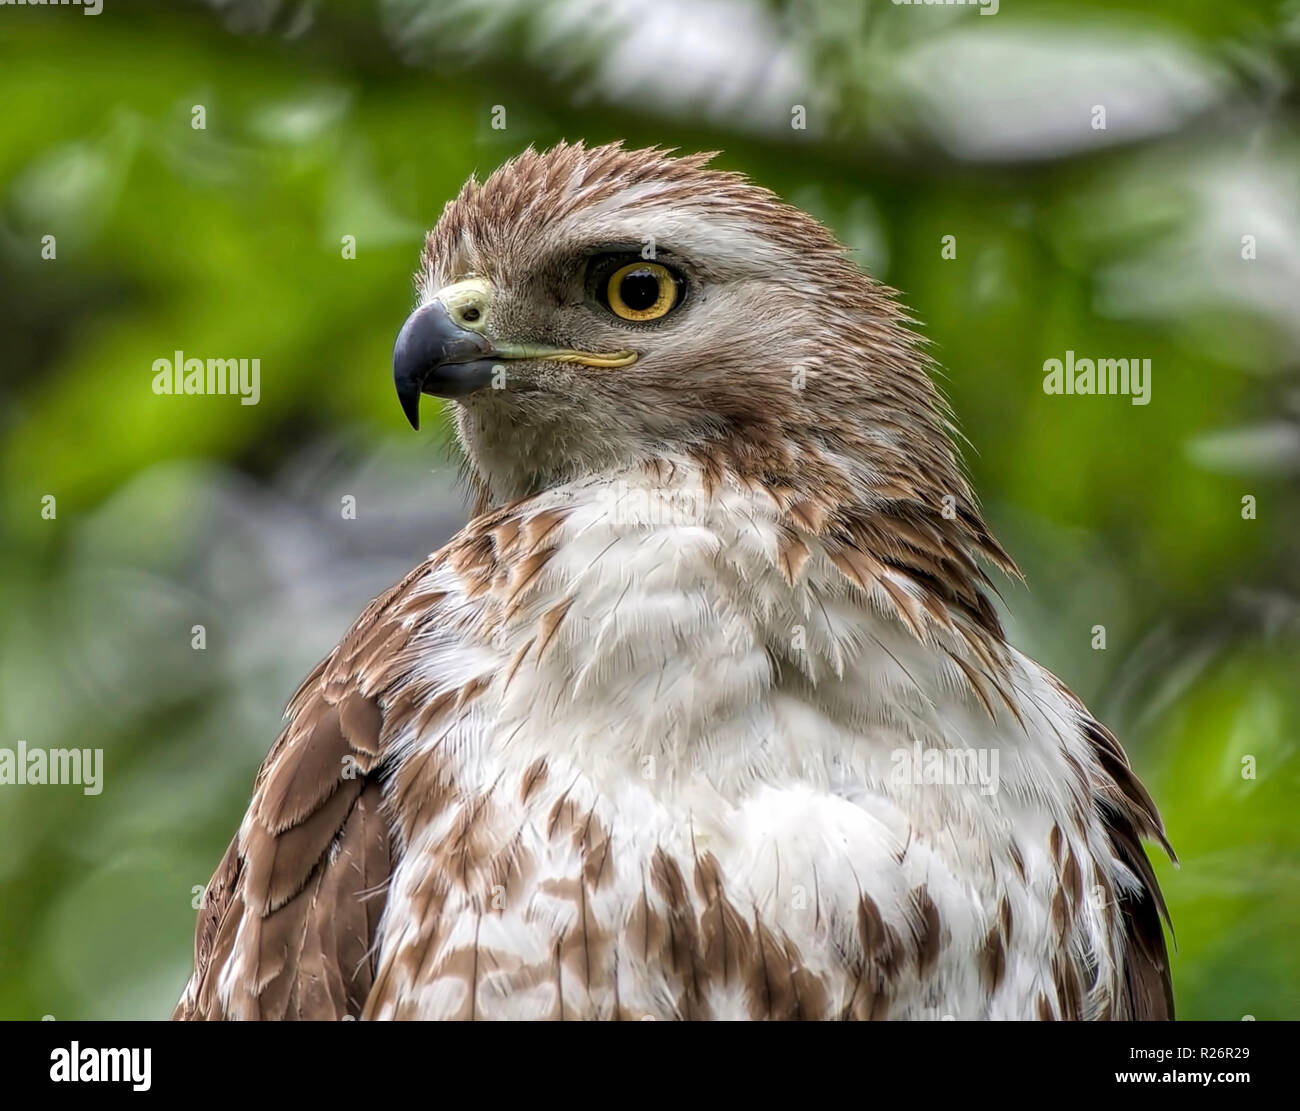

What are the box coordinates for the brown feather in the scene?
[174,562,428,1020]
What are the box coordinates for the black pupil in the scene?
[619,269,661,312]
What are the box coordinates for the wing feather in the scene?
[174,565,432,1020]
[1075,707,1176,1020]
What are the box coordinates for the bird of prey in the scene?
[175,142,1173,1021]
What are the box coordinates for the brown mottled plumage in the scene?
[176,143,1172,1021]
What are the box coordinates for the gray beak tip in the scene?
[392,301,495,426]
[397,387,421,431]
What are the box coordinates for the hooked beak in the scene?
[392,301,496,429]
[392,279,638,430]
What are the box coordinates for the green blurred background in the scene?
[1,0,1297,1020]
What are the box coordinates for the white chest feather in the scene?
[369,464,1132,1020]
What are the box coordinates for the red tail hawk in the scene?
[175,143,1173,1020]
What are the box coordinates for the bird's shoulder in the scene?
[174,559,441,1019]
[175,488,587,1019]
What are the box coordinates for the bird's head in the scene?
[395,141,1002,576]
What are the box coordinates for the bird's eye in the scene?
[604,261,681,322]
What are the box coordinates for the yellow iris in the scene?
[606,261,679,321]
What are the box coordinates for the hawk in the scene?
[175,142,1173,1021]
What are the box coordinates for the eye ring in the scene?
[604,261,681,321]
